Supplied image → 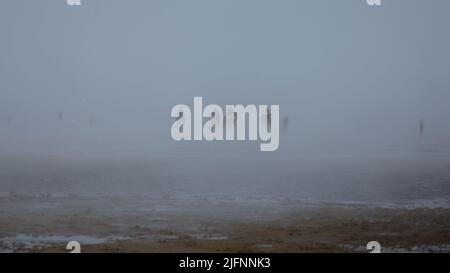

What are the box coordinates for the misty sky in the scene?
[1,0,450,155]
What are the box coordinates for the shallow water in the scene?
[1,144,449,208]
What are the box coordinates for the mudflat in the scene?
[1,194,449,253]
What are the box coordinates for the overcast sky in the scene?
[1,0,449,155]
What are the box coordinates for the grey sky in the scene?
[1,0,449,155]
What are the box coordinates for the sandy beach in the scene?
[1,193,449,253]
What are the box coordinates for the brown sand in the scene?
[1,195,449,253]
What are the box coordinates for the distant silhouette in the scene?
[7,115,12,124]
[419,118,424,138]
[282,116,289,131]
[210,109,219,122]
[175,111,183,121]
[58,112,63,123]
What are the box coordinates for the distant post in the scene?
[419,119,424,139]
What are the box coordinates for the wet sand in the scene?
[1,194,449,253]
[1,150,450,253]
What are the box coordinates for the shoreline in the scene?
[1,195,449,253]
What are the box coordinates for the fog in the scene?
[1,0,450,205]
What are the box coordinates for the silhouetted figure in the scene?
[265,108,272,131]
[282,116,289,132]
[419,119,424,139]
[211,110,220,121]
[175,111,183,121]
[58,112,63,123]
[7,115,12,124]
